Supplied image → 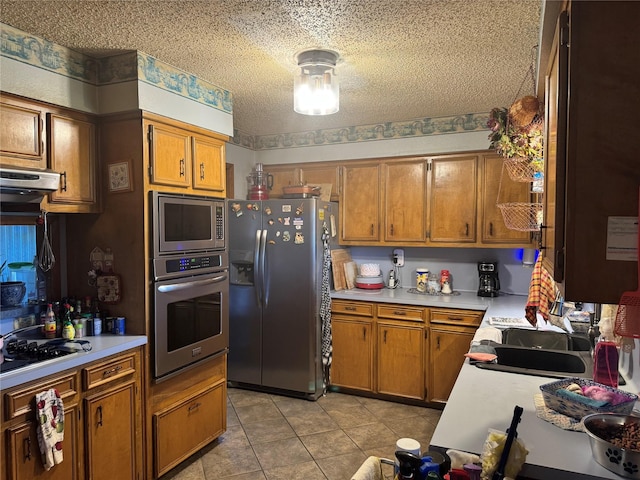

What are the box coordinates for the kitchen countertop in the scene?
[429,363,639,480]
[331,288,529,319]
[0,334,147,390]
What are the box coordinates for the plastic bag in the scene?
[480,428,528,480]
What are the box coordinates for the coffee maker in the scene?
[478,261,500,297]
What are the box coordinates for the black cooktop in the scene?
[0,338,79,374]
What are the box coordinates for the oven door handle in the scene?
[157,274,227,293]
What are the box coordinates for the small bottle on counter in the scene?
[44,303,56,339]
[61,304,75,340]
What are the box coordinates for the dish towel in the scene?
[35,388,65,470]
[525,252,558,326]
[351,456,383,480]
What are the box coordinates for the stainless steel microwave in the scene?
[151,191,226,257]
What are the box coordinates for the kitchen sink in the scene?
[475,345,594,378]
[500,328,591,351]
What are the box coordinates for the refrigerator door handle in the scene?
[260,229,268,306]
[254,229,262,305]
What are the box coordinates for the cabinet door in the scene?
[383,160,427,243]
[0,96,46,169]
[542,11,568,281]
[192,135,225,195]
[6,404,79,480]
[84,382,136,480]
[340,164,381,242]
[429,327,475,403]
[299,164,340,201]
[47,113,97,206]
[376,323,425,399]
[148,123,191,188]
[331,316,374,391]
[429,156,477,243]
[153,382,226,477]
[266,165,298,199]
[481,154,532,244]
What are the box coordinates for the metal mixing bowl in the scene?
[583,413,640,479]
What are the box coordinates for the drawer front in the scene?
[430,308,483,327]
[5,373,78,421]
[83,353,136,390]
[331,300,374,317]
[154,382,225,476]
[377,304,425,323]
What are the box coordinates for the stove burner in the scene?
[1,339,79,374]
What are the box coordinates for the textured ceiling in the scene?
[0,0,543,137]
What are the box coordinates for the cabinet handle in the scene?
[97,405,103,427]
[383,330,387,343]
[24,436,32,460]
[393,310,406,316]
[102,365,123,377]
[179,158,185,177]
[362,327,366,340]
[60,171,67,192]
[465,223,469,237]
[447,316,464,321]
[489,222,494,236]
[200,162,205,180]
[370,224,374,236]
[188,402,201,413]
[390,224,394,236]
[345,306,356,311]
[437,336,441,350]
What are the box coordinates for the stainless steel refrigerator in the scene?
[227,198,339,400]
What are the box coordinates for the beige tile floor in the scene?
[162,387,442,480]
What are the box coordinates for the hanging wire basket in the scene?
[503,157,543,183]
[497,202,543,232]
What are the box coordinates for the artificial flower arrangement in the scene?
[487,95,544,173]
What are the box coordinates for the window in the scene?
[1,225,37,301]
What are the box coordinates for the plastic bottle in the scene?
[61,304,75,340]
[395,451,423,480]
[593,338,619,387]
[44,303,56,339]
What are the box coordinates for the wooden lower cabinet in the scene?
[153,382,225,477]
[377,321,425,400]
[330,315,374,391]
[6,404,79,480]
[1,347,143,480]
[84,382,137,480]
[428,309,483,404]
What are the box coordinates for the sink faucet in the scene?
[587,303,601,351]
[1,323,43,341]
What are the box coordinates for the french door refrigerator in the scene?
[227,198,338,400]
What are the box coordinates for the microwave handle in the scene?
[157,274,227,293]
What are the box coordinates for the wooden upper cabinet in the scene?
[383,160,427,243]
[148,122,192,188]
[480,154,532,244]
[192,135,225,194]
[266,165,297,199]
[340,164,381,242]
[47,112,97,208]
[0,95,46,169]
[428,155,477,243]
[299,164,340,201]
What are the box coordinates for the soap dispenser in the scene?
[395,451,423,480]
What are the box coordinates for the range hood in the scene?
[0,166,60,204]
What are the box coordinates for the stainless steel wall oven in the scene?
[150,192,228,379]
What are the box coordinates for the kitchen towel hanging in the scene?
[35,388,65,470]
[525,252,558,326]
[320,222,332,393]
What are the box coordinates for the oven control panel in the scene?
[153,251,229,280]
[166,254,222,273]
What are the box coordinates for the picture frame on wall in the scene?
[108,161,133,193]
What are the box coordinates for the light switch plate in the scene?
[393,248,404,267]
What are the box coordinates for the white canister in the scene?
[416,268,429,292]
[395,438,421,476]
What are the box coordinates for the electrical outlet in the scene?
[392,248,404,267]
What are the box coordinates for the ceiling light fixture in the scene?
[294,49,339,116]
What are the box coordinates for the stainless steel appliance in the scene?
[150,192,229,379]
[227,198,338,399]
[151,191,225,255]
[0,165,60,204]
[478,261,500,297]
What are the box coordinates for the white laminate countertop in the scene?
[0,335,147,390]
[429,363,639,480]
[331,288,529,319]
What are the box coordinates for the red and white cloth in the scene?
[525,252,558,327]
[35,388,64,470]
